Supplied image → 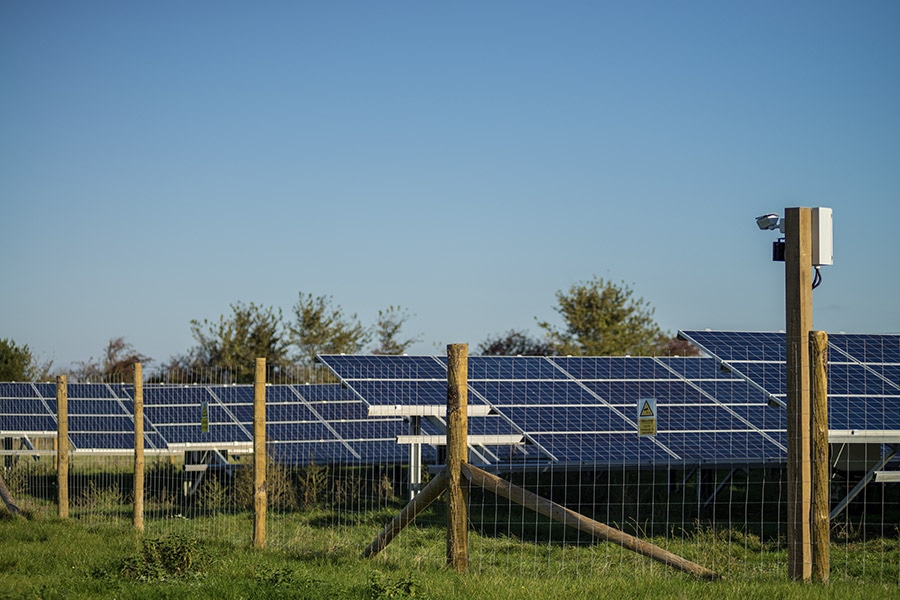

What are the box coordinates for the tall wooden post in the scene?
[56,375,69,520]
[784,207,813,580]
[133,363,145,534]
[446,344,469,573]
[253,358,267,549]
[810,331,830,583]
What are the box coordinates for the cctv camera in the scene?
[756,213,781,231]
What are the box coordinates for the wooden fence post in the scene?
[810,331,830,583]
[133,362,145,534]
[784,207,813,580]
[446,343,469,573]
[253,358,267,549]
[56,375,69,520]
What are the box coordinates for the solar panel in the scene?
[679,330,900,448]
[317,354,789,468]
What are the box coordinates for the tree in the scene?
[289,293,371,365]
[174,302,289,383]
[656,334,700,357]
[0,338,53,381]
[371,306,421,355]
[537,276,663,356]
[73,337,150,382]
[477,329,556,356]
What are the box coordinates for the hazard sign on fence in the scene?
[637,398,657,437]
[200,400,209,433]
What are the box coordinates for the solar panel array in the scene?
[678,331,900,432]
[3,332,898,469]
[317,354,788,467]
[0,382,409,464]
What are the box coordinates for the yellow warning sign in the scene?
[200,400,209,433]
[638,419,657,436]
[637,397,657,437]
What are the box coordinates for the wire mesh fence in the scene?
[1,335,899,584]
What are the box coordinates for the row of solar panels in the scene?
[1,332,898,468]
[317,354,790,466]
[0,382,399,464]
[679,331,900,432]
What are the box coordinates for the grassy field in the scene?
[2,507,900,600]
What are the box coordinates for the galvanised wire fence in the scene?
[1,340,899,584]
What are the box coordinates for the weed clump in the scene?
[120,534,208,581]
[366,570,420,599]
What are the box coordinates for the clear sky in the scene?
[2,1,898,370]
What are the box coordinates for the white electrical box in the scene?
[811,207,833,266]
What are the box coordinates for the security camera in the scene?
[756,213,782,231]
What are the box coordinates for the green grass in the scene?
[1,509,899,600]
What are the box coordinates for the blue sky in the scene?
[2,1,898,370]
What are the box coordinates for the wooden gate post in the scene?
[133,363,145,533]
[810,331,830,583]
[253,358,267,549]
[446,344,469,573]
[56,375,69,519]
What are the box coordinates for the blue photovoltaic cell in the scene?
[656,405,747,430]
[829,395,900,430]
[307,402,371,421]
[551,357,661,380]
[656,357,739,380]
[501,406,631,432]
[0,383,40,398]
[66,384,117,399]
[343,380,450,406]
[267,403,320,422]
[320,354,446,380]
[714,362,786,394]
[472,381,599,406]
[32,383,57,398]
[71,432,135,450]
[330,420,403,441]
[0,395,55,431]
[693,379,769,405]
[69,415,133,433]
[143,406,200,424]
[467,356,570,380]
[228,405,254,422]
[292,384,360,402]
[0,414,56,431]
[68,398,129,416]
[270,441,365,464]
[154,423,250,444]
[209,386,254,405]
[830,334,900,364]
[875,365,900,387]
[656,432,783,464]
[267,421,335,442]
[0,399,52,416]
[265,386,302,402]
[679,331,787,362]
[525,432,669,464]
[467,416,520,437]
[144,387,212,405]
[727,405,787,429]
